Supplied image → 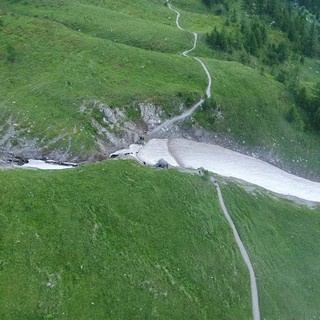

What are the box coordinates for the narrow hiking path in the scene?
[212,178,261,320]
[167,1,211,98]
[147,1,211,137]
[118,4,261,315]
[169,140,261,320]
[135,138,261,319]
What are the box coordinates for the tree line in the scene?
[206,15,290,65]
[295,83,320,130]
[242,0,319,57]
[291,0,320,18]
[204,0,319,60]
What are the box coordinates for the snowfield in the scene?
[20,159,75,170]
[135,138,320,203]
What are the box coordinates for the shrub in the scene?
[7,45,16,63]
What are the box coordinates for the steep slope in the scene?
[223,182,320,319]
[0,0,206,158]
[0,161,251,319]
[194,58,320,179]
[0,6,205,158]
[0,161,319,319]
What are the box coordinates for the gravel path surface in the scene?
[148,1,211,137]
[212,178,260,320]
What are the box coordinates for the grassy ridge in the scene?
[0,0,208,157]
[1,1,320,319]
[4,2,192,54]
[0,161,250,319]
[1,162,320,318]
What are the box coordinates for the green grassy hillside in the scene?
[0,2,205,157]
[0,162,319,319]
[222,182,320,319]
[193,58,320,179]
[1,1,320,318]
[0,161,251,319]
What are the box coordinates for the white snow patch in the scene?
[110,144,143,158]
[137,139,179,167]
[20,160,74,170]
[135,138,320,203]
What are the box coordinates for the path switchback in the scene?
[148,1,212,137]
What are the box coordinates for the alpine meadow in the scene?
[1,0,320,319]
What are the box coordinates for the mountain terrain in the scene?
[1,161,320,319]
[1,0,320,319]
[1,0,320,179]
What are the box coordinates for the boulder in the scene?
[155,158,169,169]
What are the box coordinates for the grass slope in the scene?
[4,2,192,54]
[221,181,320,320]
[194,58,320,179]
[0,8,205,156]
[1,162,320,319]
[0,161,250,319]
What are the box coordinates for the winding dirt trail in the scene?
[212,178,261,320]
[124,4,260,317]
[147,1,211,137]
[167,1,211,98]
[142,4,260,312]
[136,138,262,319]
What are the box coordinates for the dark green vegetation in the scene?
[199,0,320,178]
[1,161,320,319]
[0,161,251,319]
[292,0,320,19]
[204,0,320,134]
[205,0,320,58]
